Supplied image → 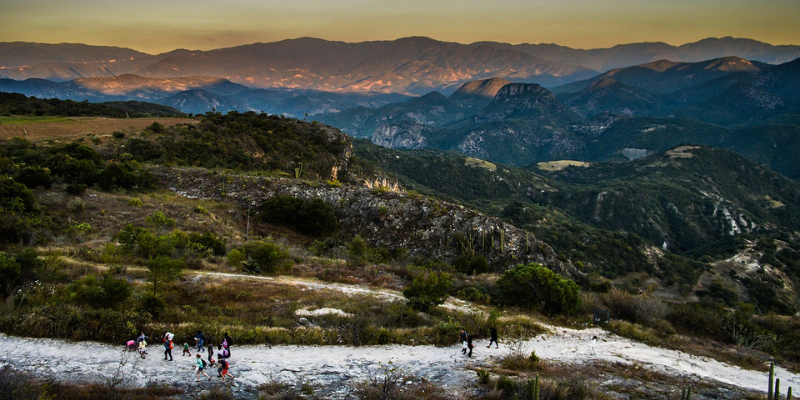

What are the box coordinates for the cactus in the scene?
[681,385,692,400]
[776,379,781,400]
[294,163,304,179]
[770,362,775,399]
[787,387,792,400]
[526,374,540,400]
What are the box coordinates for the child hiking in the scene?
[217,358,235,382]
[162,332,174,361]
[195,353,210,381]
[182,342,191,357]
[487,327,499,349]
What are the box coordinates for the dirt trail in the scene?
[4,256,797,397]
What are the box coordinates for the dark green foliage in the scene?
[403,270,451,311]
[0,140,153,192]
[65,183,87,196]
[146,256,184,295]
[67,274,131,309]
[0,175,35,213]
[189,232,226,256]
[96,161,153,191]
[0,92,184,118]
[138,293,166,319]
[0,248,45,297]
[452,253,490,275]
[495,263,581,315]
[241,241,289,275]
[125,112,354,180]
[13,167,51,189]
[259,195,339,237]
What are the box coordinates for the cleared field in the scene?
[536,160,590,171]
[0,117,196,142]
[464,156,497,171]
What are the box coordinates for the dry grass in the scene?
[0,117,195,142]
[536,160,590,171]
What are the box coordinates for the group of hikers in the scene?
[133,330,236,382]
[459,327,499,358]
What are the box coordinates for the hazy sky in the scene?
[1,0,799,54]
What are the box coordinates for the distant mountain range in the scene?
[2,37,799,95]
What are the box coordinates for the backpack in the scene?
[169,340,174,349]
[201,358,207,367]
[222,348,230,358]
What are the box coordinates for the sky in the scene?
[1,0,799,54]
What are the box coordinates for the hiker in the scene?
[138,339,148,359]
[136,331,146,344]
[223,332,232,356]
[163,332,174,361]
[590,335,597,355]
[487,327,499,349]
[195,331,205,352]
[207,342,215,366]
[218,343,230,360]
[459,329,468,355]
[182,341,192,357]
[466,334,474,358]
[218,358,235,382]
[195,353,210,381]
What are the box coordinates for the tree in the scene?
[403,270,452,312]
[495,263,581,315]
[146,255,184,295]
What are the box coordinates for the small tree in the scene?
[146,255,184,295]
[495,263,581,315]
[403,270,452,312]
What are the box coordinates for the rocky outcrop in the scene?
[154,166,583,280]
[371,122,430,149]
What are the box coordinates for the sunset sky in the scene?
[1,0,799,54]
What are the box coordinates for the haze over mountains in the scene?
[2,36,799,95]
[2,35,800,183]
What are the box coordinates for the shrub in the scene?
[452,254,491,275]
[226,249,245,268]
[0,176,36,213]
[495,263,581,315]
[112,131,125,139]
[403,270,451,312]
[348,235,368,266]
[241,241,290,274]
[128,197,143,207]
[259,195,339,237]
[193,205,208,214]
[66,197,85,213]
[190,231,226,256]
[67,274,131,309]
[146,255,184,295]
[65,183,87,196]
[14,167,52,189]
[138,293,166,318]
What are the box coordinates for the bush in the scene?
[495,263,581,315]
[67,274,131,309]
[190,231,226,256]
[128,197,143,207]
[241,241,290,274]
[403,270,451,312]
[259,195,339,237]
[14,167,52,189]
[226,249,245,268]
[65,183,87,196]
[138,293,166,318]
[67,197,85,213]
[452,254,490,275]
